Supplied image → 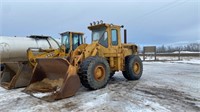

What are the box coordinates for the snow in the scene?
[173,59,200,65]
[32,92,53,98]
[0,58,200,112]
[143,100,170,112]
[142,55,200,62]
[172,51,200,54]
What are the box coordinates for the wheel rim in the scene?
[94,65,105,81]
[133,62,140,75]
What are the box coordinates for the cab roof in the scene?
[88,23,121,30]
[60,31,84,35]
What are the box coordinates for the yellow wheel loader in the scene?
[0,32,84,89]
[27,31,84,66]
[24,22,143,101]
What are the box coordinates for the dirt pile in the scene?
[26,78,64,92]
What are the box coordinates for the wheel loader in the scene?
[0,32,84,89]
[24,22,143,101]
[27,31,84,66]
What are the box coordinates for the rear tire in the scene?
[78,56,110,90]
[122,55,143,80]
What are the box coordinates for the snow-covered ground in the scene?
[172,51,200,54]
[143,56,200,62]
[172,58,200,65]
[0,58,200,112]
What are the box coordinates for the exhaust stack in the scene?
[124,29,127,43]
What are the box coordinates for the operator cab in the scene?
[60,31,84,53]
[90,26,108,47]
[88,22,122,48]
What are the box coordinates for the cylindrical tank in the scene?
[0,36,60,63]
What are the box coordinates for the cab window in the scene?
[92,27,106,41]
[61,34,70,53]
[99,31,108,48]
[72,34,82,50]
[111,29,118,46]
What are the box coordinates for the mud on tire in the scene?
[122,55,143,80]
[78,56,110,90]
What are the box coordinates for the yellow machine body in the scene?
[24,23,142,101]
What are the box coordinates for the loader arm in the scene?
[69,42,100,68]
[27,45,66,66]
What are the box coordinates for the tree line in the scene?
[156,42,200,53]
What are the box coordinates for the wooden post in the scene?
[155,46,157,61]
[178,49,181,60]
[143,47,145,61]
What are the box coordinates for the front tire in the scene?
[78,56,110,90]
[122,55,143,80]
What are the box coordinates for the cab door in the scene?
[110,28,122,70]
[72,34,83,50]
[61,33,70,53]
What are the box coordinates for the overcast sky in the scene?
[0,0,199,46]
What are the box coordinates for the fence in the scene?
[141,46,200,61]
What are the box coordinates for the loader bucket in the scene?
[24,58,80,101]
[0,62,33,89]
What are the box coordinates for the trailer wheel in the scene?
[122,55,143,80]
[78,56,110,90]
